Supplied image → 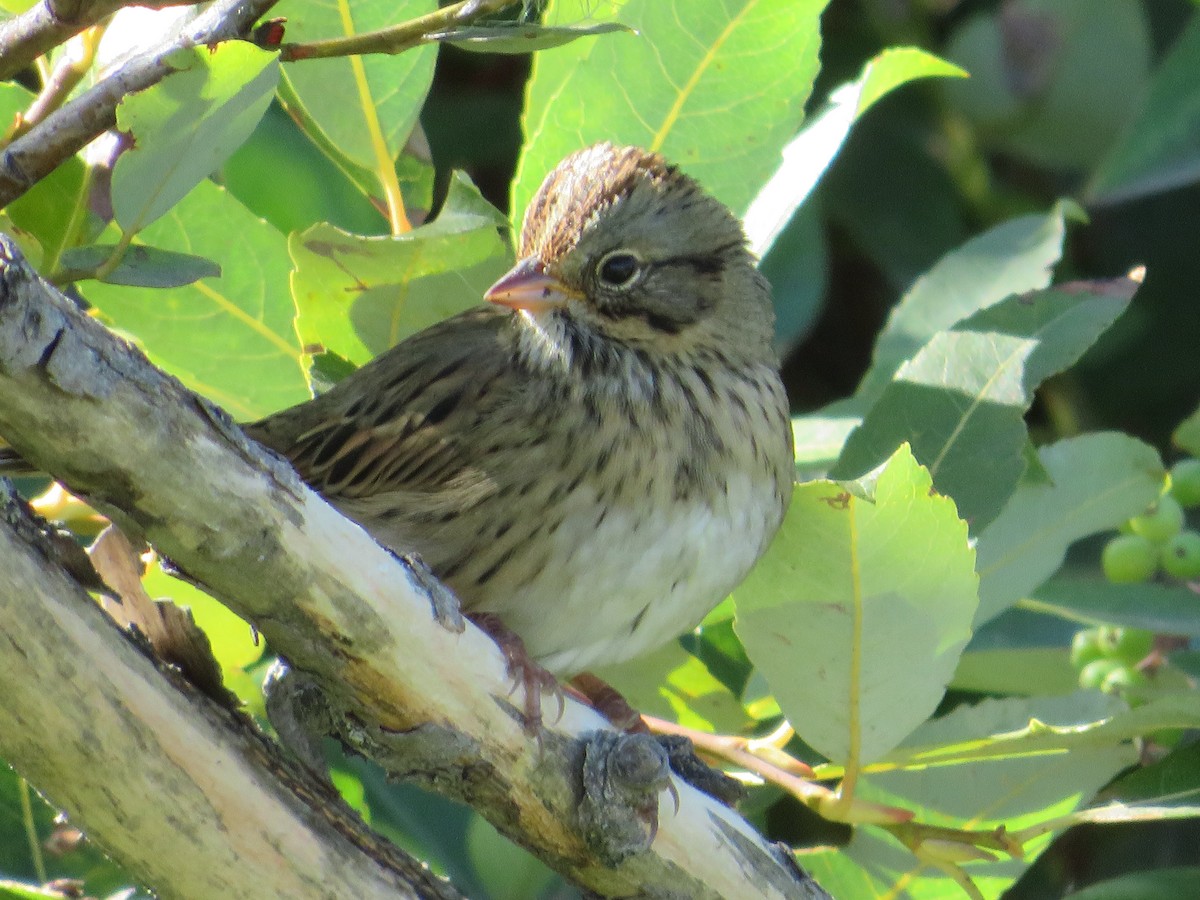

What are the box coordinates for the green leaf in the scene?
[804,827,1035,900]
[1101,741,1200,809]
[1063,869,1200,900]
[85,181,308,420]
[596,641,748,733]
[974,433,1164,625]
[290,172,511,365]
[736,445,978,765]
[833,274,1139,531]
[943,0,1150,170]
[1024,578,1200,637]
[111,43,279,234]
[1173,402,1200,457]
[952,647,1079,696]
[0,882,76,900]
[429,21,633,54]
[58,244,220,287]
[855,201,1080,407]
[141,565,263,680]
[807,694,1135,899]
[1089,18,1200,205]
[791,413,860,477]
[872,692,1199,772]
[514,0,824,220]
[743,47,965,257]
[466,815,558,900]
[760,198,826,350]
[280,0,436,174]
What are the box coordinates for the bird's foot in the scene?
[468,612,563,736]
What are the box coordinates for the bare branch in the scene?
[0,485,464,900]
[0,0,279,207]
[0,0,206,82]
[0,235,832,899]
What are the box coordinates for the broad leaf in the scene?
[514,0,824,220]
[1173,402,1200,457]
[112,43,279,234]
[833,274,1139,530]
[743,47,965,258]
[1026,578,1200,638]
[869,692,1200,772]
[855,201,1080,407]
[975,433,1164,625]
[59,244,220,287]
[736,445,977,766]
[952,648,1078,696]
[1088,18,1200,205]
[429,21,633,54]
[280,0,436,175]
[1064,869,1200,900]
[290,172,511,365]
[943,0,1149,170]
[806,693,1135,899]
[85,181,308,420]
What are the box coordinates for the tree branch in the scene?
[0,235,832,898]
[0,0,279,207]
[0,0,203,82]
[0,484,464,900]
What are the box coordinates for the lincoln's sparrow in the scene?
[248,144,794,686]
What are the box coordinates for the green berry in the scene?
[1101,534,1158,583]
[1129,495,1186,543]
[1160,530,1200,579]
[1078,658,1121,690]
[1070,629,1105,669]
[1169,459,1200,508]
[1100,665,1148,695]
[1099,627,1154,666]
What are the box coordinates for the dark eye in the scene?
[597,251,641,288]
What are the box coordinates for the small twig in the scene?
[0,0,204,82]
[0,0,280,208]
[277,0,516,61]
[8,25,104,141]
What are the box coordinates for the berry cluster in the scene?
[1071,626,1152,695]
[1101,458,1200,584]
[1072,457,1200,699]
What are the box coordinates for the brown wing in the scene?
[245,306,512,503]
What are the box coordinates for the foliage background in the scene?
[1,0,1199,898]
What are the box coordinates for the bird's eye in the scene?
[597,251,641,288]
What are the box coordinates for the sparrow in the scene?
[246,144,793,698]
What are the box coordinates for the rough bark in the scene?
[0,235,833,899]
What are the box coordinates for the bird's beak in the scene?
[485,258,579,313]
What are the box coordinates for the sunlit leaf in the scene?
[743,47,965,258]
[1088,18,1200,205]
[112,43,279,234]
[854,202,1081,407]
[85,181,308,420]
[280,0,436,174]
[290,172,511,365]
[975,433,1164,624]
[514,0,824,220]
[833,274,1139,530]
[737,445,977,765]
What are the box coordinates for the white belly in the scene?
[481,470,778,674]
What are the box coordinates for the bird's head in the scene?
[485,144,775,369]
